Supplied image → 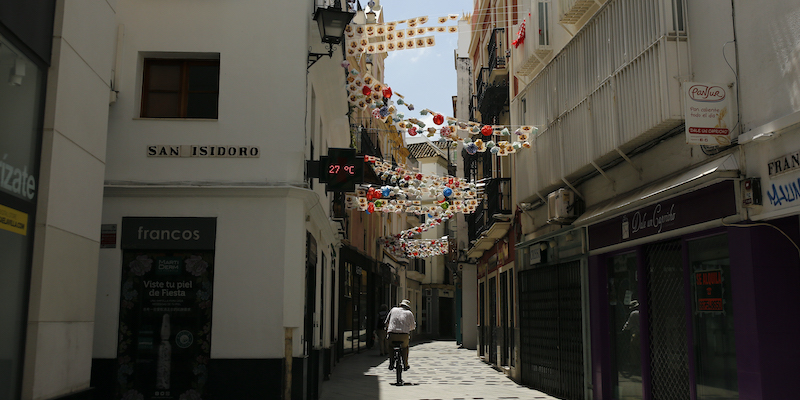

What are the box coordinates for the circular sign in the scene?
[175,330,194,349]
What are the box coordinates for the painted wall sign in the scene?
[767,151,800,178]
[685,82,732,146]
[147,145,260,158]
[121,217,217,250]
[0,203,27,236]
[695,269,724,312]
[588,181,736,250]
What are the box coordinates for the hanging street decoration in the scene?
[341,61,539,154]
[339,154,483,259]
[339,10,541,257]
[380,236,450,259]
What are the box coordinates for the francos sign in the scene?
[121,217,217,250]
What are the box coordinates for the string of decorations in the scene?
[343,60,539,156]
[379,236,450,259]
[345,155,482,216]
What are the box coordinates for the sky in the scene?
[374,0,475,133]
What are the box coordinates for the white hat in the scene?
[400,299,411,308]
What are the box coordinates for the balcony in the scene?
[559,0,603,25]
[476,67,509,123]
[513,1,553,77]
[487,28,508,83]
[357,127,382,159]
[467,178,512,245]
[514,0,690,198]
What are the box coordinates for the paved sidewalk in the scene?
[320,340,561,400]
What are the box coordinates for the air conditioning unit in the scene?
[547,188,577,224]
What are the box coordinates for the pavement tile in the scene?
[320,340,561,400]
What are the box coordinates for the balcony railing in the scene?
[357,127,382,159]
[487,28,507,81]
[468,178,512,243]
[514,0,690,196]
[475,67,509,123]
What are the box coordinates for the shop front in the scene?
[0,5,52,397]
[338,245,376,356]
[584,171,800,399]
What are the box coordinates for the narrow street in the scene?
[320,340,560,400]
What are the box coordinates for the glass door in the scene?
[688,234,738,399]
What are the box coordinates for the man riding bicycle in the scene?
[384,299,416,370]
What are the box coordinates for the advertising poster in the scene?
[684,82,732,146]
[116,250,214,400]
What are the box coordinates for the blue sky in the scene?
[378,0,474,130]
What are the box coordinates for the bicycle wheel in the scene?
[395,350,403,384]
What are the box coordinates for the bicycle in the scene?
[388,340,405,385]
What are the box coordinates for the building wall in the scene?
[22,1,117,399]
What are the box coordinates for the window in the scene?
[141,58,220,119]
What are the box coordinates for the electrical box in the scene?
[547,188,577,224]
[742,177,762,208]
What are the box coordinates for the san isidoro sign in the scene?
[588,181,737,250]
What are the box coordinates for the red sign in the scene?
[695,269,724,312]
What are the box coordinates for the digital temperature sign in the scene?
[319,148,364,192]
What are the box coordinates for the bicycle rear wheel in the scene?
[395,349,403,384]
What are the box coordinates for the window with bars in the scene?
[141,58,220,119]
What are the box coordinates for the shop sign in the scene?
[685,82,732,146]
[0,203,27,236]
[0,154,37,201]
[529,246,541,265]
[588,181,736,250]
[695,269,724,313]
[121,217,217,250]
[767,151,800,178]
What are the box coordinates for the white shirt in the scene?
[385,306,416,334]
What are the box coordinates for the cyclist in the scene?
[384,299,416,370]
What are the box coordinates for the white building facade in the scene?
[2,0,355,399]
[508,0,800,399]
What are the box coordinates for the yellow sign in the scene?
[0,204,27,236]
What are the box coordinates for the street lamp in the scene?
[308,3,355,69]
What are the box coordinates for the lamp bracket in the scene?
[308,43,336,69]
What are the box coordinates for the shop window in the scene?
[141,58,219,119]
[607,252,643,400]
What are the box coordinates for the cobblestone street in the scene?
[320,340,560,400]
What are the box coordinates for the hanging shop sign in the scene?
[588,181,737,250]
[695,269,724,313]
[685,82,732,146]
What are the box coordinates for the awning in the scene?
[573,154,740,227]
[466,221,511,259]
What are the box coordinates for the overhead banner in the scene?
[685,82,732,146]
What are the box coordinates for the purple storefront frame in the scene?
[588,180,800,400]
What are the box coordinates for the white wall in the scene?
[105,0,314,185]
